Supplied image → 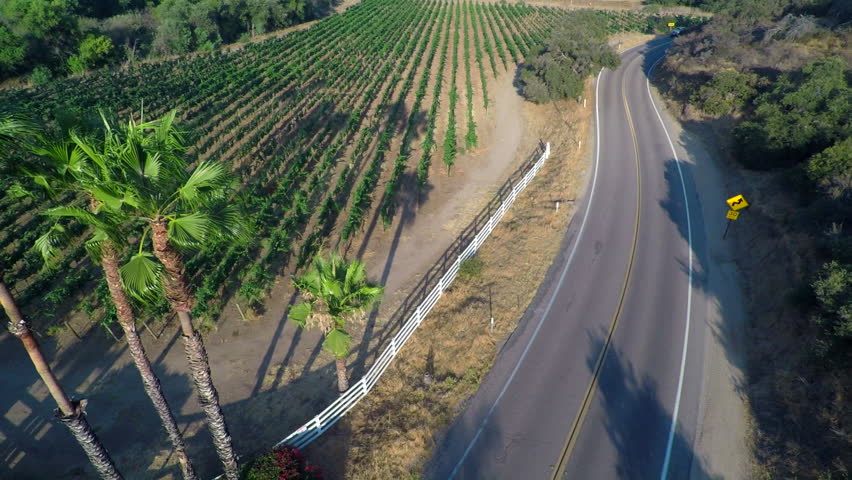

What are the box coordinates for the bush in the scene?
[734,57,851,170]
[519,11,620,103]
[241,446,322,480]
[811,261,852,358]
[691,70,759,116]
[807,137,852,199]
[29,65,52,86]
[458,256,484,281]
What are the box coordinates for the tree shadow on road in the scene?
[577,329,722,480]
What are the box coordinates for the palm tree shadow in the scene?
[350,169,421,379]
[0,325,197,479]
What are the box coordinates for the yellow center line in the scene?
[550,52,644,479]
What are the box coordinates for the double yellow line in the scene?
[550,53,644,479]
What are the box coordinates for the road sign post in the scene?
[723,195,748,239]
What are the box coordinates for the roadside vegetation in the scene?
[519,9,703,103]
[656,0,851,476]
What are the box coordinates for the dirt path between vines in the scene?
[356,72,522,303]
[0,72,532,480]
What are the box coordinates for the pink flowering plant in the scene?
[241,446,323,480]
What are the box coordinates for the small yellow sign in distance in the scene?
[726,194,749,211]
[726,210,740,220]
[668,22,676,27]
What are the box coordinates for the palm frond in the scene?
[344,261,366,295]
[84,229,109,263]
[293,268,323,298]
[323,328,351,359]
[70,130,109,174]
[43,205,100,225]
[0,114,37,148]
[120,251,164,303]
[7,182,36,199]
[206,202,252,245]
[287,301,313,328]
[168,212,211,248]
[178,162,227,206]
[33,223,69,266]
[42,205,127,250]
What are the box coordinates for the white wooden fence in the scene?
[277,142,551,450]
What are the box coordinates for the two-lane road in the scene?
[427,39,713,479]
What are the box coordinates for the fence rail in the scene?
[277,142,551,450]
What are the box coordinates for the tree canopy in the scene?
[734,56,851,169]
[519,12,620,103]
[0,0,332,81]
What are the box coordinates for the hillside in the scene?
[655,0,851,477]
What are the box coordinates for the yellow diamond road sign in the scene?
[726,194,749,211]
[668,22,676,27]
[726,210,740,220]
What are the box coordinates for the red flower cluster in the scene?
[243,446,323,480]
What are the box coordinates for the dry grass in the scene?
[303,83,594,479]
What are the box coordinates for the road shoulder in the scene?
[647,80,752,480]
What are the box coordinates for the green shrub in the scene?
[810,261,852,358]
[241,446,322,480]
[734,57,851,170]
[29,65,52,86]
[691,70,759,116]
[519,11,620,103]
[458,256,484,281]
[807,138,852,199]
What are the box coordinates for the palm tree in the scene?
[20,121,199,479]
[69,111,246,480]
[289,252,383,392]
[0,114,123,479]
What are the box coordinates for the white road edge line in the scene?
[646,54,695,480]
[447,68,606,479]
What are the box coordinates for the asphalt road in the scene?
[427,39,713,479]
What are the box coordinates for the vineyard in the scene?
[0,0,699,335]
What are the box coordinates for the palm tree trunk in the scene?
[150,219,240,480]
[335,358,349,392]
[1,276,122,480]
[101,242,197,480]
